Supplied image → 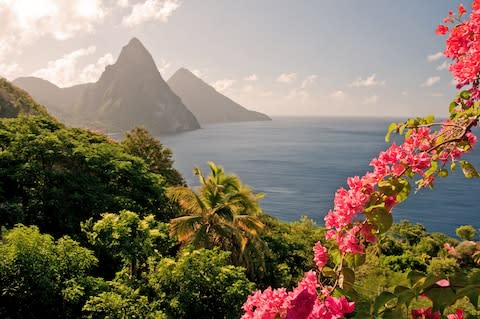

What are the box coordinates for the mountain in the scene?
[167,68,270,125]
[0,78,50,118]
[12,77,88,122]
[14,38,200,134]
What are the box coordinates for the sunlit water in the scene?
[162,117,480,236]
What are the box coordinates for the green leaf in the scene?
[460,160,480,178]
[321,266,336,278]
[451,161,457,171]
[366,207,393,234]
[460,90,471,100]
[425,161,438,177]
[456,286,480,309]
[449,101,457,113]
[339,267,355,291]
[385,123,397,143]
[407,270,426,287]
[438,168,448,177]
[345,253,366,268]
[424,287,456,312]
[424,115,435,124]
[373,291,396,313]
[394,178,410,203]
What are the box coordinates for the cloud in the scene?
[0,0,106,43]
[244,74,258,81]
[427,51,444,62]
[156,58,171,75]
[0,63,23,80]
[276,72,297,83]
[329,90,346,99]
[212,79,236,93]
[301,74,317,88]
[436,61,449,71]
[32,46,114,87]
[117,0,129,7]
[349,74,385,87]
[363,95,379,104]
[421,76,441,87]
[122,0,180,26]
[242,85,254,93]
[0,0,107,62]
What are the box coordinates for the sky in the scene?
[0,0,470,117]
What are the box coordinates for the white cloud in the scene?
[363,95,379,104]
[242,85,254,93]
[301,74,317,88]
[329,90,346,99]
[32,46,114,87]
[276,72,297,83]
[0,0,106,43]
[156,58,171,75]
[76,52,114,84]
[436,61,449,71]
[0,63,23,80]
[117,0,129,7]
[0,0,106,62]
[122,0,180,26]
[421,76,441,87]
[244,74,258,81]
[286,88,306,100]
[427,51,444,62]
[212,79,236,93]
[349,74,385,87]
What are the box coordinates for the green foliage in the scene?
[83,281,166,319]
[0,116,172,237]
[0,225,101,318]
[146,248,255,319]
[82,210,176,278]
[427,257,460,277]
[122,126,185,186]
[168,162,265,276]
[0,78,50,118]
[456,225,478,241]
[259,215,325,288]
[380,254,427,272]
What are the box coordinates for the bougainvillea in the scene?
[242,2,480,318]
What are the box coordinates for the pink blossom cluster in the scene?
[313,242,328,270]
[323,124,478,254]
[437,1,480,99]
[412,307,464,319]
[241,271,355,319]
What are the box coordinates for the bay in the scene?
[162,117,480,236]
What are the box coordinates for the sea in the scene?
[161,117,480,236]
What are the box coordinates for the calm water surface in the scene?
[162,117,480,236]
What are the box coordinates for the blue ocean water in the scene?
[162,117,480,236]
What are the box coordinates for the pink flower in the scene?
[313,242,329,270]
[412,307,441,319]
[436,24,449,35]
[459,4,467,16]
[447,309,465,319]
[436,279,450,287]
[286,289,317,319]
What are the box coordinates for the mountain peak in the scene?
[115,37,156,71]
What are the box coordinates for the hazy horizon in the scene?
[0,0,467,118]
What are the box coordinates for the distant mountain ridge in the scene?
[14,38,200,135]
[168,68,270,124]
[0,78,50,118]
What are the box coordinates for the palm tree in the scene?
[168,162,265,270]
